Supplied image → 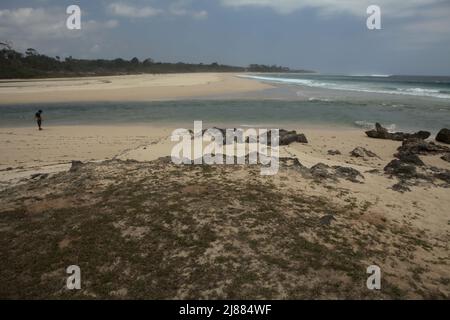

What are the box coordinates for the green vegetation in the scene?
[1,159,446,299]
[0,42,313,79]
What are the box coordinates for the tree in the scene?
[143,58,154,65]
[26,48,39,56]
[0,41,12,51]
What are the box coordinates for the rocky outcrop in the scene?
[441,154,450,163]
[327,150,341,156]
[310,163,364,183]
[395,152,425,166]
[384,160,419,179]
[350,147,378,158]
[197,128,308,146]
[436,128,450,144]
[279,130,308,145]
[434,170,450,184]
[69,160,84,172]
[397,138,450,155]
[384,137,450,192]
[365,123,430,141]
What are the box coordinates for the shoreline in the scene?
[2,123,448,175]
[1,122,449,299]
[0,73,273,105]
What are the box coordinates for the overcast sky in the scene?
[1,0,450,75]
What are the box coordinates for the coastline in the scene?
[1,122,449,299]
[0,73,273,105]
[1,73,449,299]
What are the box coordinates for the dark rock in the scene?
[296,133,309,144]
[436,128,450,144]
[441,154,450,163]
[30,173,49,180]
[366,122,431,141]
[310,163,333,179]
[366,123,391,139]
[333,166,364,183]
[350,147,365,158]
[392,182,411,193]
[309,163,364,183]
[350,147,378,158]
[279,157,304,168]
[395,152,425,166]
[200,128,308,146]
[319,214,336,226]
[412,131,432,140]
[279,131,308,145]
[70,160,84,172]
[384,159,417,178]
[435,170,450,183]
[397,138,450,155]
[327,150,341,156]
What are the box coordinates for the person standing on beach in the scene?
[35,110,43,130]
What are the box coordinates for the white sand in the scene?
[0,73,272,104]
[1,123,449,294]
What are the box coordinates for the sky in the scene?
[1,0,450,75]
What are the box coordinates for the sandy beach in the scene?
[2,0,450,302]
[0,73,449,299]
[0,73,272,104]
[1,123,449,236]
[1,122,449,299]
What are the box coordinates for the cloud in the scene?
[169,1,208,19]
[107,1,208,20]
[0,7,67,40]
[400,3,450,46]
[0,7,118,54]
[108,3,164,18]
[192,10,208,19]
[219,0,446,17]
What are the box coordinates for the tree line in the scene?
[0,42,313,79]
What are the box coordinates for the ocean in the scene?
[241,74,450,100]
[1,74,449,134]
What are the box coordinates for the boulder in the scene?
[365,123,431,141]
[392,182,411,193]
[350,147,378,158]
[384,159,417,178]
[397,138,449,155]
[309,163,364,183]
[319,214,336,226]
[441,154,450,163]
[366,123,391,140]
[296,134,309,144]
[436,128,450,144]
[279,131,308,145]
[395,152,425,166]
[333,166,364,183]
[30,173,49,180]
[70,160,84,172]
[412,131,432,140]
[310,163,333,179]
[435,170,450,183]
[327,150,341,156]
